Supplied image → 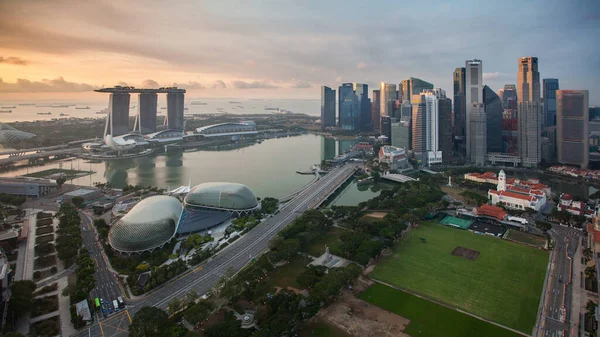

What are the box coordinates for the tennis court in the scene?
[439,215,473,229]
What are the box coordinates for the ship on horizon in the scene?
[76,106,90,109]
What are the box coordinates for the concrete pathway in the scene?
[58,276,77,336]
[570,246,584,337]
[30,310,59,324]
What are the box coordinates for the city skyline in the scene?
[0,0,598,103]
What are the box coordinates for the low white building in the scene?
[488,170,547,211]
[378,146,409,171]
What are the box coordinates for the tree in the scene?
[130,307,173,337]
[187,289,199,303]
[183,300,214,325]
[4,333,26,337]
[71,196,85,209]
[167,298,181,314]
[584,247,594,261]
[370,170,381,181]
[261,197,279,214]
[56,177,66,188]
[535,221,552,232]
[205,312,252,337]
[587,300,597,314]
[9,280,37,318]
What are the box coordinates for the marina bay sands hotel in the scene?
[95,86,186,136]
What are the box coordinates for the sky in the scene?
[0,0,599,103]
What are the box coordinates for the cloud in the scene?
[0,77,96,92]
[483,72,507,80]
[212,80,227,89]
[116,81,129,86]
[141,79,160,88]
[170,81,205,90]
[291,80,312,88]
[0,56,29,65]
[231,80,278,89]
[244,60,257,67]
[356,61,367,70]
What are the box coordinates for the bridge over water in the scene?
[381,173,417,183]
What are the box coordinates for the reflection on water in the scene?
[331,181,395,206]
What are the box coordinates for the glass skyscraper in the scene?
[543,78,559,127]
[353,83,370,131]
[338,83,356,131]
[557,90,589,168]
[483,85,503,153]
[320,86,336,129]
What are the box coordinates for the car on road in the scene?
[113,300,119,312]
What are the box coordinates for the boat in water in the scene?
[59,113,69,116]
[0,110,12,113]
[76,106,90,109]
[229,101,241,104]
[190,102,208,105]
[19,103,36,106]
[1,106,16,109]
[37,112,52,115]
[51,105,69,108]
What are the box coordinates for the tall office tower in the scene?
[453,67,466,155]
[502,84,518,109]
[590,107,600,121]
[391,118,411,150]
[497,88,504,102]
[380,116,395,141]
[409,77,434,96]
[557,90,589,168]
[321,137,336,161]
[380,82,397,118]
[353,83,371,131]
[397,85,404,102]
[137,93,158,134]
[400,101,412,119]
[518,101,542,167]
[338,83,356,131]
[401,80,410,102]
[105,92,131,137]
[518,57,540,103]
[419,91,442,165]
[371,90,381,130]
[543,79,559,127]
[465,59,483,159]
[483,86,503,153]
[166,92,185,130]
[438,96,453,163]
[320,86,336,129]
[469,103,487,165]
[411,94,427,164]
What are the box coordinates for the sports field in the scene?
[370,222,548,333]
[359,283,521,337]
[439,215,473,229]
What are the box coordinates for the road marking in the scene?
[193,266,203,273]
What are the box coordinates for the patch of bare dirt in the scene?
[317,289,410,337]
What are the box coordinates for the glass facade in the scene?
[353,83,371,131]
[543,79,559,127]
[167,92,185,131]
[438,97,453,163]
[108,196,182,253]
[453,68,466,155]
[320,86,336,129]
[557,90,589,168]
[409,77,434,96]
[138,93,158,134]
[371,90,381,130]
[108,92,131,137]
[338,83,356,131]
[185,182,258,210]
[483,85,504,153]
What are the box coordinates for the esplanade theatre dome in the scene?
[184,182,259,212]
[108,195,182,253]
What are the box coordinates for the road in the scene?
[541,225,580,337]
[73,163,357,337]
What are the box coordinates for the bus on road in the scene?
[94,298,100,309]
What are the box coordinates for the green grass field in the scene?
[23,168,93,179]
[267,256,309,290]
[359,283,521,337]
[370,222,548,333]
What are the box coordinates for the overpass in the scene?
[381,173,417,183]
[72,163,358,337]
[0,148,82,166]
[279,171,320,203]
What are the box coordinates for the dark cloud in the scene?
[0,77,96,92]
[212,80,227,89]
[292,80,312,88]
[232,80,278,89]
[0,56,29,65]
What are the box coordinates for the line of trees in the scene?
[55,202,83,267]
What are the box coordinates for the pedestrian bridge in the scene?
[381,173,417,183]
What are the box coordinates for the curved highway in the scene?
[73,163,356,337]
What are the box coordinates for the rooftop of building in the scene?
[475,204,508,220]
[95,86,186,93]
[0,176,56,186]
[63,188,98,197]
[489,189,536,202]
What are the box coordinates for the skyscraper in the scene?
[517,57,542,167]
[518,101,542,167]
[411,95,426,164]
[166,92,185,130]
[320,86,336,129]
[380,82,397,118]
[401,80,410,102]
[465,59,483,160]
[137,93,158,134]
[502,84,518,109]
[518,57,540,103]
[321,137,336,161]
[380,116,394,141]
[453,67,466,155]
[483,85,503,153]
[338,83,356,131]
[391,119,411,150]
[557,90,589,168]
[438,95,453,163]
[469,103,487,166]
[371,90,381,130]
[353,83,371,131]
[105,92,131,137]
[543,79,559,127]
[400,101,412,119]
[409,77,434,96]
